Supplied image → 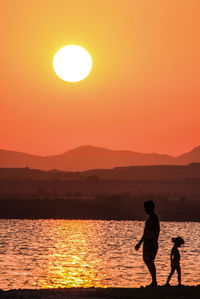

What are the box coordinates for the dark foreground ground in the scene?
[1,286,200,299]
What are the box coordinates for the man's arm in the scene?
[135,235,144,251]
[135,219,149,251]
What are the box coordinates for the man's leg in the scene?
[144,258,157,286]
[143,243,158,287]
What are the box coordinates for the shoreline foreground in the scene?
[1,286,200,299]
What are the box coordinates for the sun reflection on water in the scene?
[37,220,107,289]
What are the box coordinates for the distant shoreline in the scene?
[0,217,200,223]
[1,194,200,222]
[1,286,200,299]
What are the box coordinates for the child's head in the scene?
[172,236,184,247]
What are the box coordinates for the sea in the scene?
[0,220,199,290]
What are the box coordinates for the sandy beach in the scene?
[1,286,200,299]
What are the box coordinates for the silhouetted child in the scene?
[166,236,184,286]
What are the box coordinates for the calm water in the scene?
[0,220,199,290]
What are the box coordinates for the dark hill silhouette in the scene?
[176,146,200,164]
[83,163,200,180]
[1,163,200,181]
[0,145,200,171]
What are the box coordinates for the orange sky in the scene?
[0,0,200,156]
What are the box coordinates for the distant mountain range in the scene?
[1,145,200,171]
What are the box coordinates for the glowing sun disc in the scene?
[53,45,92,82]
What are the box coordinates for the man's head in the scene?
[144,200,155,215]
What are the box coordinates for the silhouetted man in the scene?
[135,200,160,287]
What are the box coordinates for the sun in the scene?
[53,45,92,82]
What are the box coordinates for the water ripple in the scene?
[0,220,199,290]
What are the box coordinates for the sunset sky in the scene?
[1,0,200,156]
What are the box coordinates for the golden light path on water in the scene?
[0,220,200,290]
[39,220,105,288]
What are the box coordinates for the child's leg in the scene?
[166,266,175,284]
[176,265,181,286]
